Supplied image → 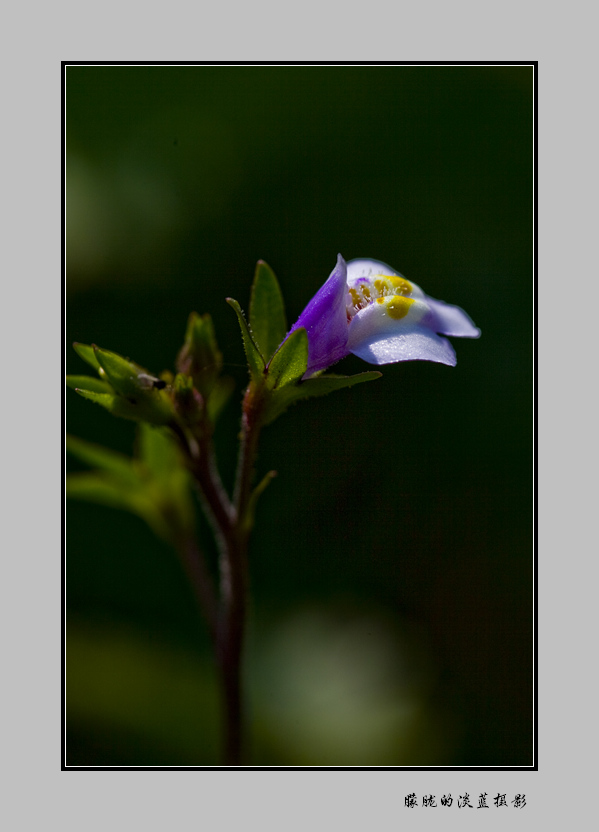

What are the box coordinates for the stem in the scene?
[212,383,264,765]
[216,528,247,765]
[171,394,262,766]
[191,429,247,765]
[234,384,264,518]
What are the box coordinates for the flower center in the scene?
[346,274,414,320]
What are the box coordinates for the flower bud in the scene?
[172,373,204,426]
[176,312,223,398]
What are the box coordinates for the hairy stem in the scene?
[234,384,264,520]
[171,403,260,766]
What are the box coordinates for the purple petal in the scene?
[288,254,350,374]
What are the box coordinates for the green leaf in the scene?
[73,387,121,411]
[157,467,196,538]
[207,376,235,424]
[72,387,165,424]
[249,260,288,361]
[66,471,142,510]
[66,434,141,485]
[72,348,175,425]
[93,347,146,398]
[66,375,112,394]
[66,472,171,541]
[136,424,182,479]
[135,425,196,536]
[73,342,101,371]
[225,298,265,381]
[301,371,382,393]
[66,428,195,542]
[266,327,308,390]
[262,371,382,425]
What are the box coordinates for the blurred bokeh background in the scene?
[65,65,533,766]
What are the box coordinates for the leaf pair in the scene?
[67,344,175,425]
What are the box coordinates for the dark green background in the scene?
[66,65,533,766]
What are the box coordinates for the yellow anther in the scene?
[373,275,412,298]
[347,273,414,320]
[349,287,361,307]
[388,276,412,296]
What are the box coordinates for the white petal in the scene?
[347,297,457,366]
[345,259,479,366]
[425,297,481,338]
[350,326,457,366]
[347,295,427,344]
[347,258,398,280]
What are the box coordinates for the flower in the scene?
[288,254,480,375]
